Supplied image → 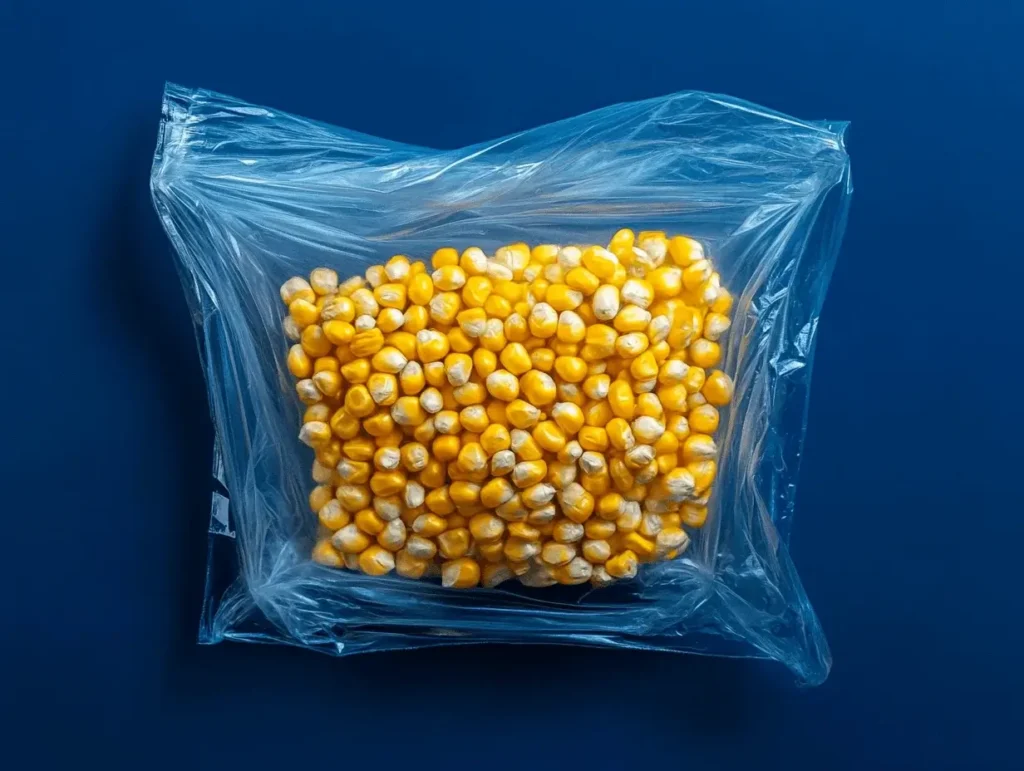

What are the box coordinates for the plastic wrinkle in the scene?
[152,83,851,685]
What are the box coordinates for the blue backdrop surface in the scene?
[1,1,1022,767]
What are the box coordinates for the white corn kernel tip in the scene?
[296,379,321,404]
[491,450,516,475]
[591,565,616,587]
[621,279,653,308]
[280,277,313,304]
[354,314,377,331]
[703,313,731,342]
[378,519,407,550]
[485,262,514,280]
[282,315,302,341]
[310,268,339,295]
[528,503,558,524]
[447,357,472,386]
[558,246,583,270]
[579,451,606,475]
[369,376,397,404]
[519,562,557,587]
[404,442,429,471]
[639,512,664,537]
[404,481,426,509]
[686,435,718,460]
[376,447,401,470]
[299,421,329,447]
[626,444,656,467]
[332,524,367,552]
[405,535,437,559]
[660,359,689,385]
[544,264,565,283]
[648,315,671,343]
[632,416,665,443]
[592,285,621,320]
[351,288,379,316]
[553,521,585,543]
[562,557,593,583]
[561,440,584,462]
[522,483,556,508]
[311,460,334,483]
[639,237,667,262]
[657,528,690,553]
[375,496,403,521]
[664,468,696,501]
[419,388,443,414]
[384,260,410,282]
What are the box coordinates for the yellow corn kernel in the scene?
[496,342,531,376]
[349,327,384,358]
[529,277,549,302]
[301,325,334,358]
[454,440,486,473]
[605,418,634,452]
[577,426,608,453]
[337,385,369,417]
[681,433,717,464]
[553,356,586,383]
[502,313,529,344]
[700,369,733,406]
[465,348,494,380]
[680,502,709,528]
[461,275,493,309]
[525,348,552,373]
[526,420,562,453]
[316,440,343,469]
[281,276,317,306]
[635,392,663,420]
[511,460,547,489]
[457,404,488,432]
[622,531,656,561]
[550,402,585,435]
[320,293,355,323]
[287,345,313,378]
[354,545,394,576]
[545,284,583,313]
[430,433,460,462]
[688,404,720,434]
[527,302,558,338]
[289,298,320,329]
[336,482,372,512]
[430,264,466,292]
[323,320,356,347]
[304,404,331,427]
[389,395,426,427]
[604,379,634,420]
[605,549,638,579]
[540,542,576,566]
[295,378,322,405]
[312,538,343,567]
[687,459,717,493]
[307,484,336,514]
[647,266,683,299]
[340,357,371,385]
[629,351,659,380]
[393,548,428,579]
[373,283,407,312]
[582,539,611,563]
[615,332,649,359]
[365,372,397,406]
[354,508,386,535]
[519,370,557,406]
[653,428,680,456]
[469,512,505,543]
[475,422,509,455]
[582,325,615,359]
[331,523,371,553]
[479,369,517,402]
[621,279,654,310]
[418,456,447,487]
[351,286,380,316]
[503,537,541,562]
[580,374,608,401]
[477,540,506,565]
[609,458,635,493]
[551,341,579,357]
[395,442,427,473]
[370,469,406,497]
[580,246,619,280]
[681,259,712,291]
[437,556,479,589]
[558,483,595,523]
[667,235,703,266]
[689,338,721,368]
[433,410,461,435]
[608,228,635,253]
[480,477,515,508]
[363,412,395,438]
[453,381,486,406]
[426,292,460,325]
[435,525,471,559]
[565,266,601,296]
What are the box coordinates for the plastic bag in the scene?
[151,83,851,684]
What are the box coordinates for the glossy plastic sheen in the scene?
[151,83,851,684]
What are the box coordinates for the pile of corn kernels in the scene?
[280,230,734,589]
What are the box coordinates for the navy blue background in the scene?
[2,1,1022,766]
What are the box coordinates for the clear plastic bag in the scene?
[151,83,851,684]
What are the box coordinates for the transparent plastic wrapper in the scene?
[151,83,851,684]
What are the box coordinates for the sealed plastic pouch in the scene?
[151,83,851,684]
